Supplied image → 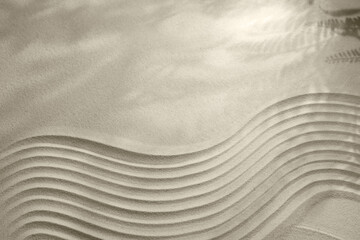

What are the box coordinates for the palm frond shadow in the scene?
[325,48,360,64]
[316,16,360,40]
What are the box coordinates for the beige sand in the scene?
[1,0,360,239]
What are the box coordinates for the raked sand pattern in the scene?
[1,0,360,239]
[2,93,360,239]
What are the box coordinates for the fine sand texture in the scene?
[1,0,360,239]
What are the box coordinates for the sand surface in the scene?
[1,0,360,239]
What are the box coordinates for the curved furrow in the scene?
[2,115,360,193]
[0,117,357,198]
[1,100,360,178]
[2,128,360,209]
[285,226,343,240]
[1,105,360,189]
[12,222,100,240]
[2,109,360,208]
[25,234,67,240]
[2,93,360,167]
[2,142,360,232]
[220,185,360,240]
[2,130,360,219]
[4,156,360,230]
[188,174,360,240]
[0,150,358,227]
[2,148,358,229]
[6,171,360,239]
[10,212,126,240]
[2,94,360,162]
[2,93,360,239]
[16,226,126,240]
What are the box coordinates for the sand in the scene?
[1,0,360,239]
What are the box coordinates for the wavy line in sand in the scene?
[1,93,360,239]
